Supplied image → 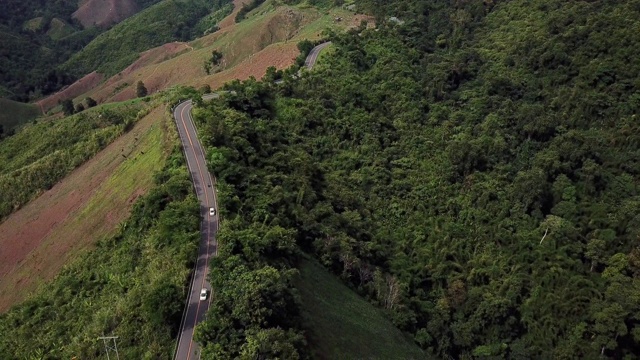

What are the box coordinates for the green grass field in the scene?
[0,98,40,132]
[22,17,45,32]
[295,258,427,360]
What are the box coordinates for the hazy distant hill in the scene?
[63,0,233,79]
[73,0,139,28]
[0,0,164,101]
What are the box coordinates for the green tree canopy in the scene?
[136,81,148,98]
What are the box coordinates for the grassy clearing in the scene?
[190,1,351,66]
[292,7,358,40]
[46,18,75,40]
[196,3,316,66]
[295,259,427,360]
[0,98,40,132]
[22,17,45,32]
[100,96,146,108]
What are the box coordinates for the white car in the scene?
[200,288,209,301]
[209,207,216,216]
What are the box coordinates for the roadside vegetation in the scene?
[0,102,147,221]
[0,88,200,359]
[190,0,640,357]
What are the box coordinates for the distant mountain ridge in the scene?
[0,0,164,101]
[73,0,140,28]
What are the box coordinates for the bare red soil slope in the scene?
[36,71,104,113]
[0,106,166,312]
[73,0,139,28]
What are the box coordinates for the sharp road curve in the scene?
[304,42,331,70]
[172,42,330,360]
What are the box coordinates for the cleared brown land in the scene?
[84,6,317,104]
[73,0,139,28]
[36,71,104,113]
[205,42,299,85]
[119,42,193,77]
[94,42,193,102]
[45,2,367,113]
[0,105,169,312]
[51,2,360,110]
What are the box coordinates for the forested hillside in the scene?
[0,0,164,101]
[192,0,640,358]
[62,0,233,78]
[0,0,230,101]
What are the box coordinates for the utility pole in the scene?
[98,336,120,360]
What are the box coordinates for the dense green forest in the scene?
[191,0,640,358]
[0,97,200,358]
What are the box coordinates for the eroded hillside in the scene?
[40,0,369,112]
[73,0,140,28]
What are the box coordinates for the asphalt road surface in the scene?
[172,99,218,360]
[304,42,331,70]
[172,42,330,360]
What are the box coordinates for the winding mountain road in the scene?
[172,98,219,360]
[172,42,330,360]
[304,41,331,70]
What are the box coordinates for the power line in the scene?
[98,336,120,360]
